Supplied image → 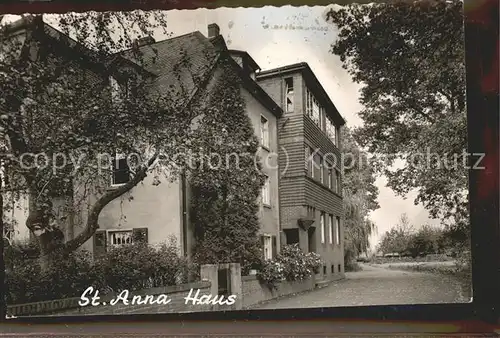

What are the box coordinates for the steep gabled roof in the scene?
[118,31,282,117]
[118,31,219,99]
[3,17,282,118]
[1,15,152,79]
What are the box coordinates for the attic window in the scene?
[110,76,136,105]
[285,77,294,112]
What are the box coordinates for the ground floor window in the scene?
[93,228,148,258]
[108,230,133,246]
[261,234,276,260]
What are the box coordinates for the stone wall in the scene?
[241,275,316,309]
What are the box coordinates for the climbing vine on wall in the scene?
[188,59,265,274]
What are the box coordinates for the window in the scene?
[312,98,320,126]
[96,228,147,255]
[320,106,326,130]
[306,146,315,178]
[335,169,341,193]
[111,154,130,186]
[335,216,341,245]
[320,212,326,244]
[260,115,269,149]
[328,168,333,189]
[263,235,272,260]
[285,77,294,112]
[329,214,334,244]
[333,168,340,193]
[311,148,317,179]
[262,175,271,206]
[110,76,136,106]
[319,157,324,184]
[108,230,133,246]
[326,117,337,146]
[331,264,334,273]
[306,89,322,127]
[110,76,121,105]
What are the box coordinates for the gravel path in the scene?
[251,263,470,309]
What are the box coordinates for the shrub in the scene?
[98,238,189,292]
[5,249,102,304]
[5,237,196,304]
[192,234,264,276]
[256,245,323,288]
[275,244,317,282]
[304,252,322,274]
[257,260,285,289]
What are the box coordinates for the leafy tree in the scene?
[407,224,442,257]
[379,220,454,257]
[342,127,379,265]
[0,13,203,270]
[378,213,415,255]
[189,61,265,274]
[326,1,468,242]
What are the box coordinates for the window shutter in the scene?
[93,230,107,258]
[132,228,148,244]
[272,235,277,259]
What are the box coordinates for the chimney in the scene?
[134,36,156,47]
[208,23,220,38]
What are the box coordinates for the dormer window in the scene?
[110,76,121,105]
[285,77,294,112]
[109,76,134,105]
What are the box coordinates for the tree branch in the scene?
[60,152,158,254]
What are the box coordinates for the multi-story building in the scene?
[92,23,282,260]
[3,19,345,279]
[257,63,346,280]
[2,19,283,262]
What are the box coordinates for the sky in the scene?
[1,6,440,250]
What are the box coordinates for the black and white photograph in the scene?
[0,0,472,318]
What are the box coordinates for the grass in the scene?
[369,255,454,265]
[384,262,472,300]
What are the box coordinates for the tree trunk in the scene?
[26,189,59,272]
[37,235,57,272]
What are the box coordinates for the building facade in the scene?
[1,20,282,262]
[88,24,283,260]
[3,19,344,278]
[256,63,346,280]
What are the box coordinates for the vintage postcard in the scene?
[0,1,472,318]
